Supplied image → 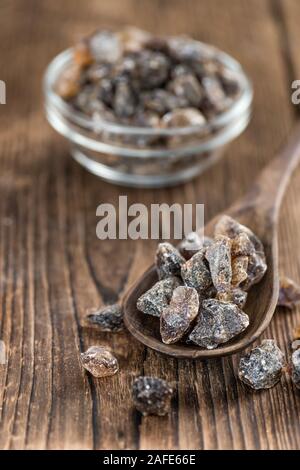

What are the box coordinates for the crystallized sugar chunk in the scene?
[81,346,119,378]
[181,249,212,293]
[160,286,199,344]
[231,256,248,287]
[156,242,185,280]
[291,349,300,390]
[178,232,213,260]
[214,215,264,255]
[205,235,232,294]
[85,303,124,332]
[214,216,267,290]
[188,299,249,349]
[238,340,285,390]
[241,250,267,291]
[132,376,173,416]
[137,277,181,317]
[217,287,248,309]
[278,276,300,310]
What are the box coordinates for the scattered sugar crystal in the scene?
[278,276,300,309]
[85,303,124,332]
[81,346,119,378]
[291,349,300,389]
[238,340,285,390]
[132,376,173,416]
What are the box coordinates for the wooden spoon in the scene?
[124,124,300,358]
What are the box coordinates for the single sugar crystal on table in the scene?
[238,339,285,390]
[188,298,249,349]
[181,249,212,293]
[156,242,185,280]
[205,235,232,295]
[85,303,124,332]
[81,346,119,378]
[179,232,213,260]
[137,276,181,317]
[277,276,300,309]
[160,286,199,344]
[132,376,173,416]
[189,299,249,349]
[291,349,300,389]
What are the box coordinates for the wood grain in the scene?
[0,0,299,450]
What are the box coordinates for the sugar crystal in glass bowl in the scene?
[44,29,253,188]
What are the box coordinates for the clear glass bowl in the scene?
[44,44,253,188]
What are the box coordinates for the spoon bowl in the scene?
[124,124,300,358]
[124,209,278,358]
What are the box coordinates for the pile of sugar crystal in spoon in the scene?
[137,215,267,349]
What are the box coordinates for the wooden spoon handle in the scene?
[233,122,300,224]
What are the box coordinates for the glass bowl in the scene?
[44,43,253,188]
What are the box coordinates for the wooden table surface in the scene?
[0,0,300,450]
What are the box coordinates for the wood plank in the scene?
[0,0,299,450]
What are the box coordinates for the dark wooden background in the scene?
[0,0,300,450]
